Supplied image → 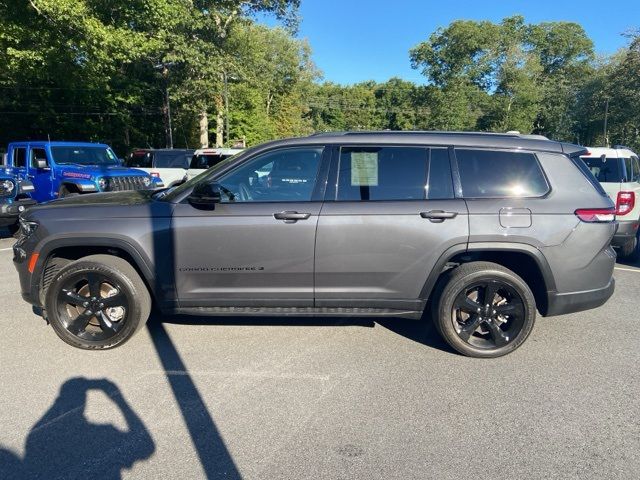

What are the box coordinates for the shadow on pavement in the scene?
[159,312,456,355]
[147,317,241,479]
[0,377,155,480]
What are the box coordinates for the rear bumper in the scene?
[612,220,639,248]
[545,278,615,317]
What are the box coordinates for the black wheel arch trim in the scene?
[30,234,163,307]
[419,242,557,305]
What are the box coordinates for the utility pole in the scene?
[155,62,175,149]
[603,97,610,148]
[165,85,173,149]
[224,71,229,147]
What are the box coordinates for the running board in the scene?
[175,306,423,320]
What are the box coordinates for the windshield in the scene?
[157,150,245,201]
[51,146,119,166]
[580,156,623,182]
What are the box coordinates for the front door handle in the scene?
[274,211,311,223]
[420,210,458,223]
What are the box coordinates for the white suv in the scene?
[186,148,244,182]
[125,149,194,187]
[581,146,640,260]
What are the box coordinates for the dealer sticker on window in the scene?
[351,152,378,186]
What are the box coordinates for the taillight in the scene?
[575,207,616,223]
[615,191,635,216]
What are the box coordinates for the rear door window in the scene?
[580,156,623,183]
[336,146,428,201]
[13,147,27,168]
[456,149,549,198]
[427,148,454,200]
[624,157,633,182]
[632,156,640,183]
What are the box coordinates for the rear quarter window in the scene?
[455,149,549,198]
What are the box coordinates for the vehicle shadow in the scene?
[0,377,155,480]
[158,312,457,355]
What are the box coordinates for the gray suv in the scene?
[12,132,617,357]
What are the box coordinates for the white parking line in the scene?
[615,266,640,273]
[0,247,12,252]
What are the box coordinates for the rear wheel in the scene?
[44,254,151,350]
[432,262,536,358]
[620,232,640,262]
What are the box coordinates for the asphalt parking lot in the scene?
[0,231,638,480]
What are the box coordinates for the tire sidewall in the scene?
[436,267,536,358]
[45,261,144,350]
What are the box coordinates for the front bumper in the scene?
[611,220,639,248]
[0,198,37,227]
[545,278,615,317]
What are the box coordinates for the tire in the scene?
[620,233,640,263]
[431,261,536,358]
[44,254,151,350]
[58,185,79,198]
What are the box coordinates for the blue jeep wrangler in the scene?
[0,167,36,232]
[5,141,163,201]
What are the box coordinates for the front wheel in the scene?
[432,262,536,358]
[44,255,151,350]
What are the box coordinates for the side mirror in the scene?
[36,159,48,169]
[188,182,222,209]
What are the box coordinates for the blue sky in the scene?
[263,0,639,84]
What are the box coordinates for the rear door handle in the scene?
[420,210,458,222]
[274,211,311,223]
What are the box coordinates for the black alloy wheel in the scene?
[53,271,129,342]
[451,280,526,349]
[45,254,151,349]
[432,261,536,358]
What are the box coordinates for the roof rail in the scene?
[308,130,549,139]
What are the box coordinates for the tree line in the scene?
[0,2,638,155]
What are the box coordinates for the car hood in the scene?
[40,190,156,208]
[22,189,173,223]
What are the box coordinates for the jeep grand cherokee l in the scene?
[13,131,616,357]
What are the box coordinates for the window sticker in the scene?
[351,152,378,186]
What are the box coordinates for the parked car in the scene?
[5,141,163,202]
[13,131,616,357]
[0,168,36,233]
[580,146,640,260]
[186,147,244,181]
[125,148,194,188]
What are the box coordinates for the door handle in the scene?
[420,210,458,223]
[273,211,311,223]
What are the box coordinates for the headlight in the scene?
[98,177,108,191]
[0,179,15,196]
[142,176,151,187]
